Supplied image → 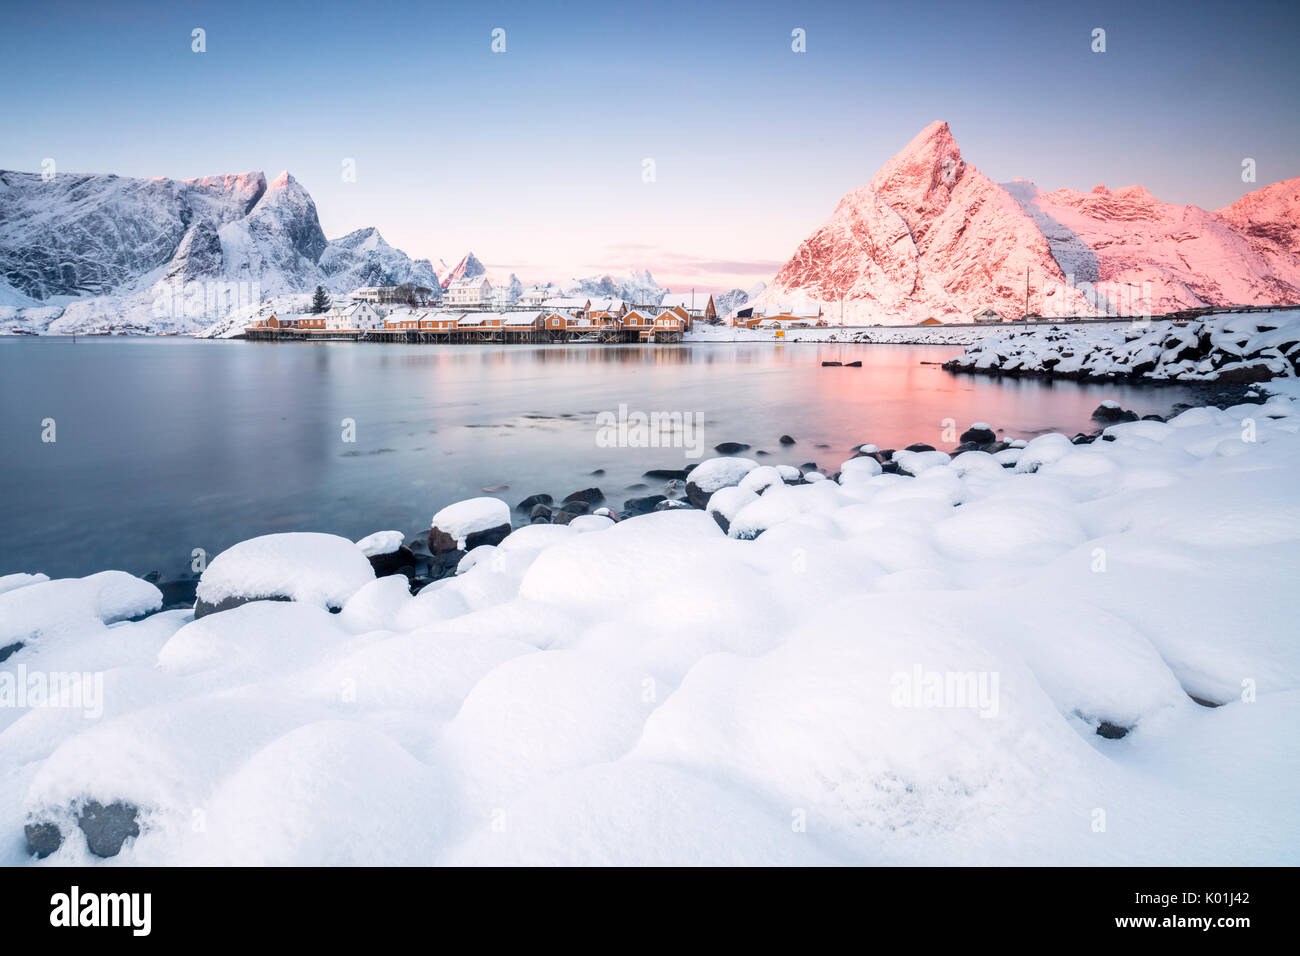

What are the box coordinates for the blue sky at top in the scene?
[1,0,1296,291]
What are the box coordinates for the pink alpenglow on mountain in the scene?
[757,121,1300,325]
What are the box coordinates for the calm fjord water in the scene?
[0,337,1202,579]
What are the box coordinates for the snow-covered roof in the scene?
[457,314,494,326]
[501,311,543,325]
[540,295,590,309]
[421,311,465,323]
[448,276,491,291]
[588,297,626,313]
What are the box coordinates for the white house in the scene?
[518,286,554,307]
[325,302,384,331]
[445,276,493,309]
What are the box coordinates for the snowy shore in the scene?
[3,385,1299,865]
[685,322,1000,346]
[944,310,1300,383]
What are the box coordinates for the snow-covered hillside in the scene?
[0,169,438,334]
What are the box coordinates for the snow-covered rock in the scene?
[194,532,375,617]
[429,497,512,553]
[684,457,759,508]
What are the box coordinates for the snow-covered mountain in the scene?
[757,121,1300,324]
[714,282,766,317]
[320,227,438,293]
[1,169,265,301]
[569,269,663,304]
[0,169,438,333]
[438,252,486,290]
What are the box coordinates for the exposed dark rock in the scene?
[24,821,62,859]
[1215,362,1275,384]
[589,469,605,476]
[821,360,842,367]
[713,442,751,454]
[644,469,687,480]
[0,641,24,663]
[367,545,416,577]
[905,443,936,452]
[429,522,511,555]
[551,510,577,526]
[428,550,465,581]
[530,503,553,523]
[194,593,292,619]
[799,461,817,472]
[624,495,667,516]
[779,434,796,445]
[562,488,605,507]
[685,482,711,509]
[960,426,996,444]
[158,578,199,609]
[1095,721,1129,740]
[845,360,862,367]
[516,493,553,511]
[77,800,141,858]
[1091,404,1138,423]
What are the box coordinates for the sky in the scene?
[1,0,1297,294]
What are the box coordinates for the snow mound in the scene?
[195,532,374,613]
[354,530,405,556]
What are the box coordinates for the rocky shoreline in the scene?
[943,311,1300,384]
[149,383,1267,618]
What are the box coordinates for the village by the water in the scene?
[243,278,805,343]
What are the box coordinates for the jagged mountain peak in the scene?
[759,122,1300,323]
[867,120,966,199]
[439,252,486,289]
